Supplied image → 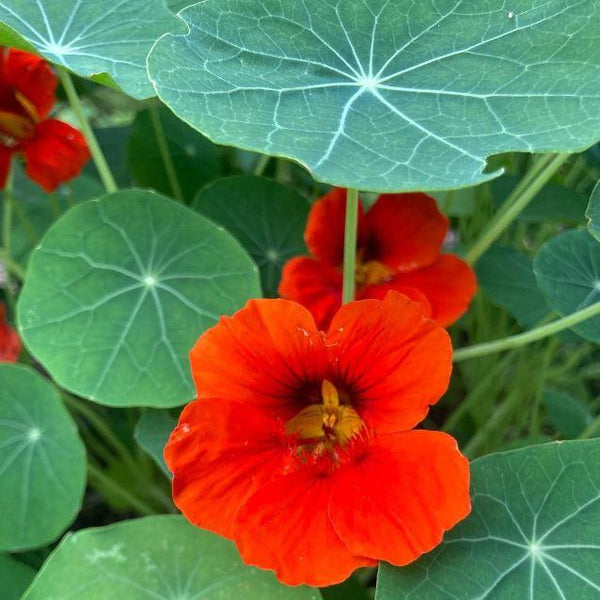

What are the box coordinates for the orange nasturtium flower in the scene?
[166,292,470,586]
[279,188,477,330]
[0,47,90,192]
[0,304,21,362]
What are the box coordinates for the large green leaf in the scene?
[128,106,221,202]
[134,409,178,476]
[0,554,36,600]
[22,516,322,600]
[376,440,600,599]
[194,176,309,297]
[476,246,549,328]
[586,181,600,242]
[147,0,600,192]
[0,364,86,551]
[0,0,180,99]
[534,229,600,343]
[18,190,261,408]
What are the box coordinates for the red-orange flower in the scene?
[166,292,470,586]
[0,48,90,192]
[279,189,477,330]
[0,303,21,362]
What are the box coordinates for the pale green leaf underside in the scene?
[148,0,600,192]
[0,365,86,552]
[17,190,261,408]
[0,0,180,99]
[22,516,322,600]
[376,440,600,599]
[534,229,600,343]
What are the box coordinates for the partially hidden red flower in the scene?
[279,189,477,330]
[0,47,90,192]
[165,292,470,586]
[0,303,21,362]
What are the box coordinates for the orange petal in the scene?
[330,430,470,565]
[190,299,330,421]
[365,193,448,271]
[358,284,433,320]
[165,398,289,539]
[388,254,477,327]
[305,188,368,266]
[23,119,90,192]
[326,292,452,432]
[234,467,375,586]
[279,256,342,330]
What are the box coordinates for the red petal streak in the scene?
[0,304,21,363]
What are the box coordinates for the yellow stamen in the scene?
[15,91,40,123]
[0,110,33,140]
[355,259,392,287]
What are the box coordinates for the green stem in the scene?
[342,189,359,304]
[2,169,16,304]
[11,199,39,245]
[253,154,270,176]
[0,248,25,281]
[149,105,184,202]
[453,302,600,362]
[466,153,570,264]
[58,68,117,194]
[49,193,62,219]
[87,462,156,516]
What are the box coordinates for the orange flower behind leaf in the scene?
[0,303,21,362]
[0,48,90,192]
[279,189,477,329]
[165,293,470,586]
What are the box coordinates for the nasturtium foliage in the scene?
[128,106,221,202]
[134,409,178,476]
[0,364,86,552]
[148,0,600,192]
[0,0,180,99]
[376,440,600,600]
[0,554,36,600]
[534,229,600,343]
[543,389,593,439]
[17,190,261,408]
[476,246,549,328]
[194,176,309,297]
[22,516,323,600]
[586,181,600,242]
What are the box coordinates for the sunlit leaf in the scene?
[0,364,86,551]
[0,554,36,600]
[194,176,309,297]
[0,0,180,99]
[148,0,600,192]
[18,190,261,408]
[376,440,600,599]
[22,516,322,600]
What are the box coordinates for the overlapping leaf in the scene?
[0,555,36,600]
[148,0,600,192]
[0,0,180,98]
[135,409,178,476]
[17,190,261,407]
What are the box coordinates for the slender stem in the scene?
[0,249,25,281]
[253,154,270,176]
[149,105,184,202]
[49,193,62,219]
[342,189,360,304]
[11,199,39,244]
[2,169,15,304]
[453,302,600,362]
[466,153,570,264]
[57,68,117,194]
[87,462,156,516]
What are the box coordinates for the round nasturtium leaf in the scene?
[0,0,180,99]
[586,181,600,242]
[18,190,261,408]
[147,0,600,192]
[22,516,322,600]
[194,176,310,297]
[0,554,36,600]
[376,439,600,599]
[534,229,600,343]
[0,364,86,552]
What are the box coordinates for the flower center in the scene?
[354,258,393,287]
[285,380,363,445]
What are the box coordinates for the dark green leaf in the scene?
[134,409,178,476]
[18,190,261,408]
[543,389,593,439]
[376,440,600,599]
[0,554,36,600]
[22,516,322,600]
[586,181,600,242]
[194,176,309,297]
[477,246,549,328]
[85,126,134,188]
[0,364,86,551]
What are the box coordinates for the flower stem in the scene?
[453,302,600,362]
[253,154,270,176]
[57,68,117,194]
[466,153,570,264]
[342,189,360,304]
[149,104,184,202]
